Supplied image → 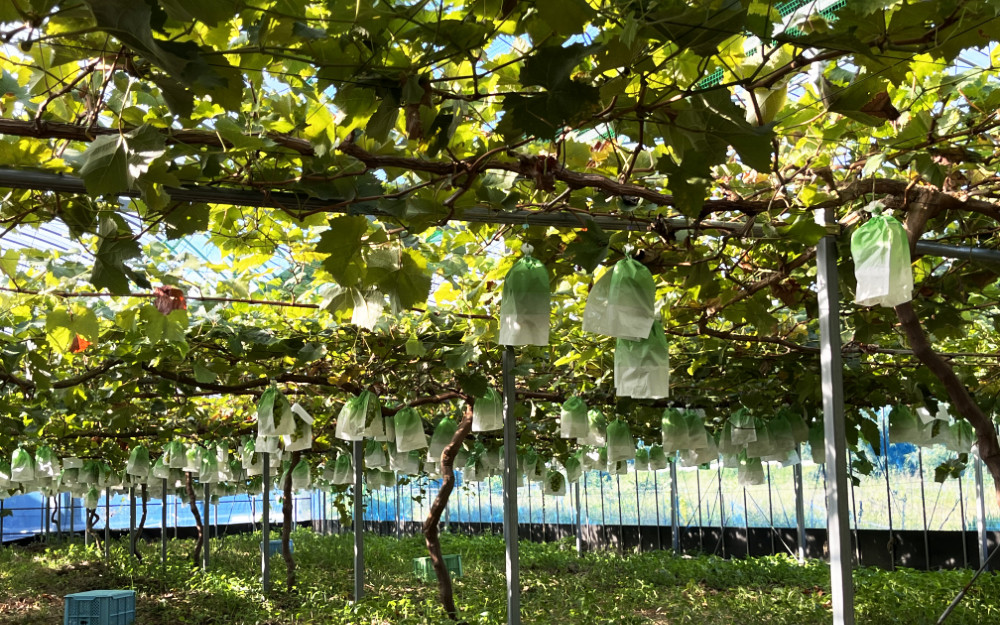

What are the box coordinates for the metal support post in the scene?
[653,470,662,551]
[0,498,4,546]
[161,478,168,568]
[353,439,365,602]
[502,346,521,625]
[395,483,402,539]
[918,449,930,570]
[262,454,271,594]
[670,457,680,553]
[69,494,75,538]
[794,445,807,563]
[104,488,110,560]
[574,481,582,555]
[816,206,856,625]
[975,454,989,569]
[202,483,210,571]
[129,487,136,559]
[44,496,50,542]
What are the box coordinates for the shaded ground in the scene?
[1,530,997,624]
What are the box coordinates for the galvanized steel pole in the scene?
[129,486,136,559]
[670,456,680,553]
[104,488,110,560]
[203,483,210,571]
[816,206,856,625]
[502,346,521,625]
[975,454,989,569]
[262,454,271,594]
[354,439,365,602]
[574,481,582,556]
[794,445,807,563]
[161,478,168,568]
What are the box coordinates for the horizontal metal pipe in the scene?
[1,168,997,262]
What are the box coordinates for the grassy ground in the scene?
[1,529,998,624]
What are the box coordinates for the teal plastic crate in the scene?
[413,554,463,582]
[63,590,135,625]
[261,538,293,557]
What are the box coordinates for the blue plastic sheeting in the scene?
[363,456,1000,533]
[1,490,312,543]
[1,493,86,542]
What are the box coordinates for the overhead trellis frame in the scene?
[0,161,996,625]
[0,168,993,264]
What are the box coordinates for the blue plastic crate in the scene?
[261,538,293,557]
[63,590,135,625]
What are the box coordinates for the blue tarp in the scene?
[1,491,314,543]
